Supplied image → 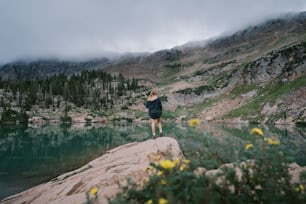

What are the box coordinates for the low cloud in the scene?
[0,0,305,64]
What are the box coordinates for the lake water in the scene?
[0,122,305,200]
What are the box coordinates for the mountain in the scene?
[103,12,306,78]
[1,11,306,124]
[103,11,306,124]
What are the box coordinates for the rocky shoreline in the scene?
[1,137,182,204]
[2,136,305,204]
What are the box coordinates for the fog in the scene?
[0,0,306,64]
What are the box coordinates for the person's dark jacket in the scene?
[145,98,162,119]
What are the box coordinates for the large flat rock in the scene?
[2,137,181,204]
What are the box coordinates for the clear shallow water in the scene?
[0,122,305,200]
[0,123,150,200]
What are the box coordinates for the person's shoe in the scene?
[152,135,156,139]
[159,132,163,137]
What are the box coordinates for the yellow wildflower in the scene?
[157,170,163,176]
[159,159,176,170]
[300,184,305,191]
[89,187,98,196]
[245,143,253,150]
[145,199,153,204]
[189,118,201,127]
[174,158,181,165]
[161,179,167,185]
[296,184,305,192]
[180,164,188,171]
[182,159,191,164]
[250,128,264,136]
[159,197,168,204]
[264,138,280,145]
[143,178,148,184]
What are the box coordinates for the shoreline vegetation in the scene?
[2,131,306,204]
[10,117,306,127]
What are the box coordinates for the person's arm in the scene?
[145,101,149,108]
[145,100,152,109]
[158,98,162,111]
[145,96,151,108]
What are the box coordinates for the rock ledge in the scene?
[2,137,181,204]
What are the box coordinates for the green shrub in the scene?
[110,128,306,204]
[0,108,29,124]
[60,115,72,123]
[161,110,177,120]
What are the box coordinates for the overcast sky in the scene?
[0,0,306,64]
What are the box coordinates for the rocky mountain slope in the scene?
[1,11,306,124]
[102,11,306,124]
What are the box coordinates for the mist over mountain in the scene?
[1,11,305,80]
[0,11,306,124]
[2,0,305,65]
[101,11,306,78]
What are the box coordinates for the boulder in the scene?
[28,116,47,125]
[1,137,181,204]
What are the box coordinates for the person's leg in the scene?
[157,118,163,136]
[150,119,156,137]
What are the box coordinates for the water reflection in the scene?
[0,123,305,200]
[0,123,149,200]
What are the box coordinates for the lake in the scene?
[0,122,305,200]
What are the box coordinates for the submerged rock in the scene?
[1,137,181,204]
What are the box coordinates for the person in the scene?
[145,90,163,138]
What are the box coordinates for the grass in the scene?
[264,76,306,103]
[303,33,306,41]
[224,76,306,121]
[176,97,221,119]
[135,110,147,119]
[155,77,180,87]
[162,110,179,120]
[157,63,185,86]
[111,126,306,204]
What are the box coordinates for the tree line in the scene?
[0,70,140,123]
